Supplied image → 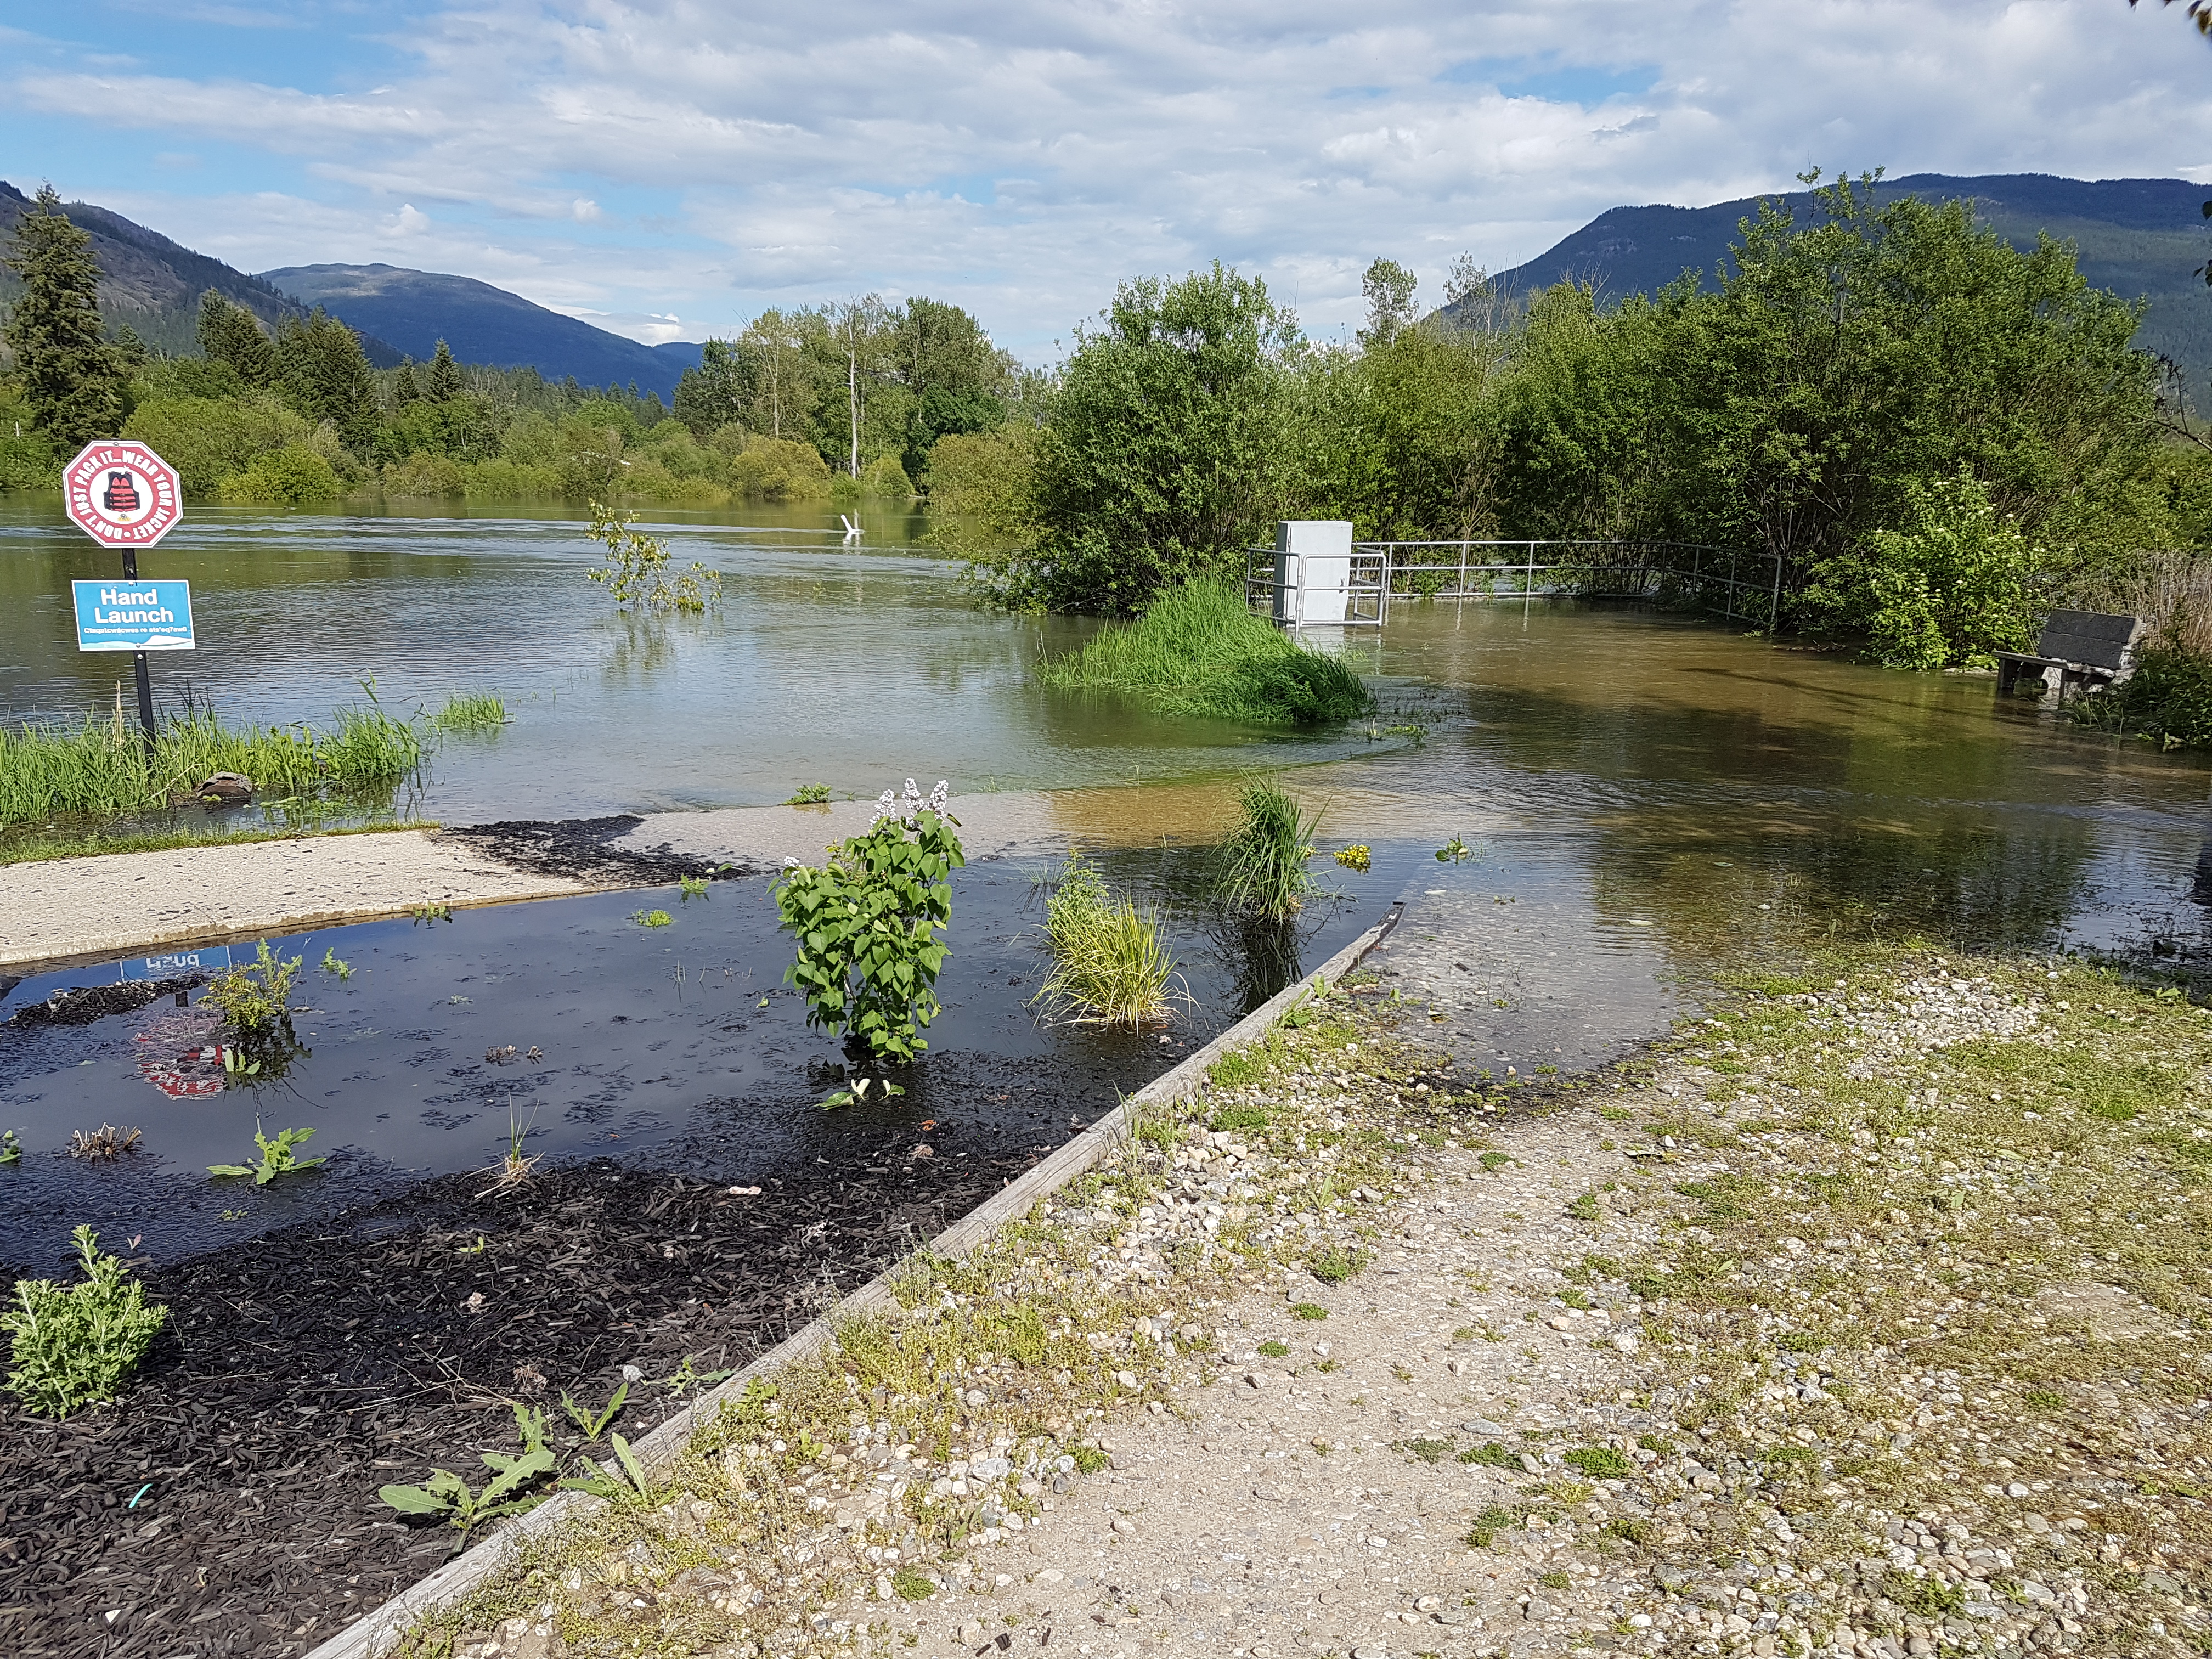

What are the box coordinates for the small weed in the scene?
[1209,1105,1271,1132]
[1334,844,1372,872]
[787,783,833,805]
[1563,1445,1633,1479]
[561,1432,654,1503]
[1465,1503,1527,1548]
[1538,1570,1572,1590]
[1480,1151,1511,1173]
[208,1123,325,1185]
[1567,1191,1599,1221]
[1436,836,1470,863]
[1207,1049,1266,1087]
[202,940,301,1032]
[411,901,453,924]
[1636,1434,1677,1457]
[1883,1572,1965,1619]
[1,1225,166,1418]
[891,1566,934,1601]
[1397,1436,1454,1464]
[1315,1357,1340,1372]
[0,1130,17,1165]
[2023,1388,2066,1411]
[319,947,352,980]
[1258,1339,1290,1358]
[478,1109,540,1195]
[1070,1445,1109,1475]
[1559,1286,1592,1311]
[678,875,710,900]
[1290,1302,1328,1320]
[1034,854,1184,1029]
[631,909,674,928]
[380,1402,558,1541]
[68,1124,142,1160]
[1308,1244,1369,1285]
[1391,1362,1413,1383]
[1459,1441,1517,1467]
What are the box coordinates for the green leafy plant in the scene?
[1290,1301,1328,1320]
[1307,1243,1369,1285]
[1217,776,1322,920]
[2,1226,166,1418]
[584,500,723,613]
[1436,836,1470,862]
[678,875,710,899]
[0,1129,18,1165]
[562,1380,629,1440]
[787,782,833,805]
[631,909,674,928]
[319,946,352,980]
[1562,1444,1633,1479]
[561,1431,654,1502]
[774,780,966,1075]
[891,1566,935,1601]
[411,900,453,924]
[1459,1441,1517,1468]
[1257,1339,1290,1358]
[1333,843,1371,871]
[208,1122,325,1184]
[1033,854,1183,1028]
[1069,1444,1109,1474]
[379,1402,559,1539]
[201,939,301,1032]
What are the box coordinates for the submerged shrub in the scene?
[1034,854,1182,1028]
[775,780,967,1069]
[1039,577,1372,727]
[584,499,724,613]
[1217,776,1323,921]
[3,1226,167,1418]
[219,442,345,505]
[2070,637,2212,748]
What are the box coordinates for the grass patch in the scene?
[1032,855,1183,1028]
[1217,776,1323,921]
[1037,575,1373,727]
[0,817,437,866]
[1307,1244,1369,1286]
[1562,1444,1633,1479]
[426,690,507,733]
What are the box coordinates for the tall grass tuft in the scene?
[1216,776,1322,921]
[1039,577,1373,727]
[0,690,423,830]
[1033,855,1182,1028]
[427,691,508,734]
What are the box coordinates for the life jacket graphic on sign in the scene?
[102,470,142,514]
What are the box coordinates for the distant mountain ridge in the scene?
[1462,173,2212,382]
[0,179,403,365]
[259,263,703,398]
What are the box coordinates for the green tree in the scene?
[391,360,421,407]
[196,292,278,388]
[1357,257,1420,349]
[1019,263,1301,613]
[889,297,1012,480]
[3,184,127,451]
[424,339,462,402]
[275,308,380,454]
[673,337,758,435]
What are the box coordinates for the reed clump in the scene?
[1038,577,1372,727]
[427,691,508,733]
[1033,855,1182,1028]
[0,695,423,830]
[1216,776,1322,921]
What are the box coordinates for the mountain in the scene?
[0,179,403,365]
[259,263,703,397]
[1459,173,2212,384]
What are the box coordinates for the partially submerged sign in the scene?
[71,578,195,651]
[63,440,183,549]
[121,945,233,981]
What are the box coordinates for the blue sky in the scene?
[4,1,2208,360]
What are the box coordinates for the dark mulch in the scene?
[0,1136,1048,1658]
[440,815,748,888]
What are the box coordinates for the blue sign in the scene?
[72,578,195,652]
[120,944,233,981]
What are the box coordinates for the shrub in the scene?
[1217,776,1322,920]
[729,435,834,500]
[857,453,915,497]
[1803,471,2038,669]
[219,441,345,505]
[584,500,723,613]
[774,780,966,1069]
[382,451,467,497]
[1032,854,1182,1028]
[3,1226,166,1418]
[2070,639,2212,748]
[1039,577,1372,726]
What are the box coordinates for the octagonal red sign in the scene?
[63,440,182,549]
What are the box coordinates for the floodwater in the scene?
[5,497,2212,1269]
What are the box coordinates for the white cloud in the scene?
[13,0,2212,358]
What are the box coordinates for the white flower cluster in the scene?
[871,778,951,827]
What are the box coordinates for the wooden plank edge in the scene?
[304,904,1401,1659]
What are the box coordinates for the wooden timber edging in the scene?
[305,902,1403,1659]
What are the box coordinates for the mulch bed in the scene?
[439,815,748,888]
[0,1133,1050,1658]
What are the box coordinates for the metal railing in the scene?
[1246,539,1785,629]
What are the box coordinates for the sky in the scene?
[3,0,2209,361]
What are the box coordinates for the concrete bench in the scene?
[1995,609,2147,699]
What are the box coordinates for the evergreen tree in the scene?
[196,292,278,387]
[2,184,127,450]
[391,361,421,407]
[275,308,379,453]
[425,340,462,402]
[673,337,759,434]
[111,323,150,375]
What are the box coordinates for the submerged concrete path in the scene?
[0,830,589,972]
